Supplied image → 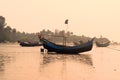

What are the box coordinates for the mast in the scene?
[64,19,69,46]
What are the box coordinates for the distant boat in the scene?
[39,38,94,54]
[18,41,42,47]
[95,37,110,47]
[95,41,110,47]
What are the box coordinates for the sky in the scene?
[0,0,120,42]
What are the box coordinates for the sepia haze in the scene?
[0,0,120,42]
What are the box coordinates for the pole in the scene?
[65,23,68,46]
[64,19,69,46]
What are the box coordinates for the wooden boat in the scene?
[40,38,94,54]
[95,41,110,47]
[95,37,110,47]
[18,41,42,47]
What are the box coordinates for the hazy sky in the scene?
[0,0,120,42]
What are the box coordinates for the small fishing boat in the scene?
[95,41,110,47]
[39,38,94,54]
[95,37,110,47]
[18,41,42,47]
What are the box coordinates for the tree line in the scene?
[0,16,39,42]
[0,16,101,43]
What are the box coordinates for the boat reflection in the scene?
[42,53,93,66]
[0,54,14,73]
[39,53,94,80]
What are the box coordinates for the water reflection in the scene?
[42,53,93,66]
[1,44,120,80]
[0,44,95,80]
[40,53,94,80]
[0,54,14,73]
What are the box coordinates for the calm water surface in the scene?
[0,43,120,80]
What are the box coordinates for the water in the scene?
[93,45,120,80]
[0,43,120,80]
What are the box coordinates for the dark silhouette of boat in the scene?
[39,38,94,54]
[95,41,110,47]
[95,37,110,47]
[18,41,42,47]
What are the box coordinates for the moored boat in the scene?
[39,38,94,54]
[95,41,110,47]
[18,41,42,47]
[95,37,110,47]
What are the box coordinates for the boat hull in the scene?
[19,42,42,47]
[40,38,94,54]
[95,41,110,47]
